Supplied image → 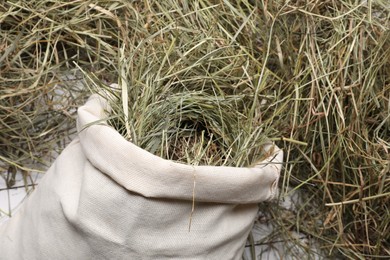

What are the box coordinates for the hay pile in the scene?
[1,0,389,258]
[0,1,89,175]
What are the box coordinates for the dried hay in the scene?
[1,0,389,258]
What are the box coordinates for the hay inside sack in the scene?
[115,91,266,167]
[103,80,272,168]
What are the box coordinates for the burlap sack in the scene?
[0,94,283,260]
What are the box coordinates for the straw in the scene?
[1,0,389,258]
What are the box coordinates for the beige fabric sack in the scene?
[0,93,283,260]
